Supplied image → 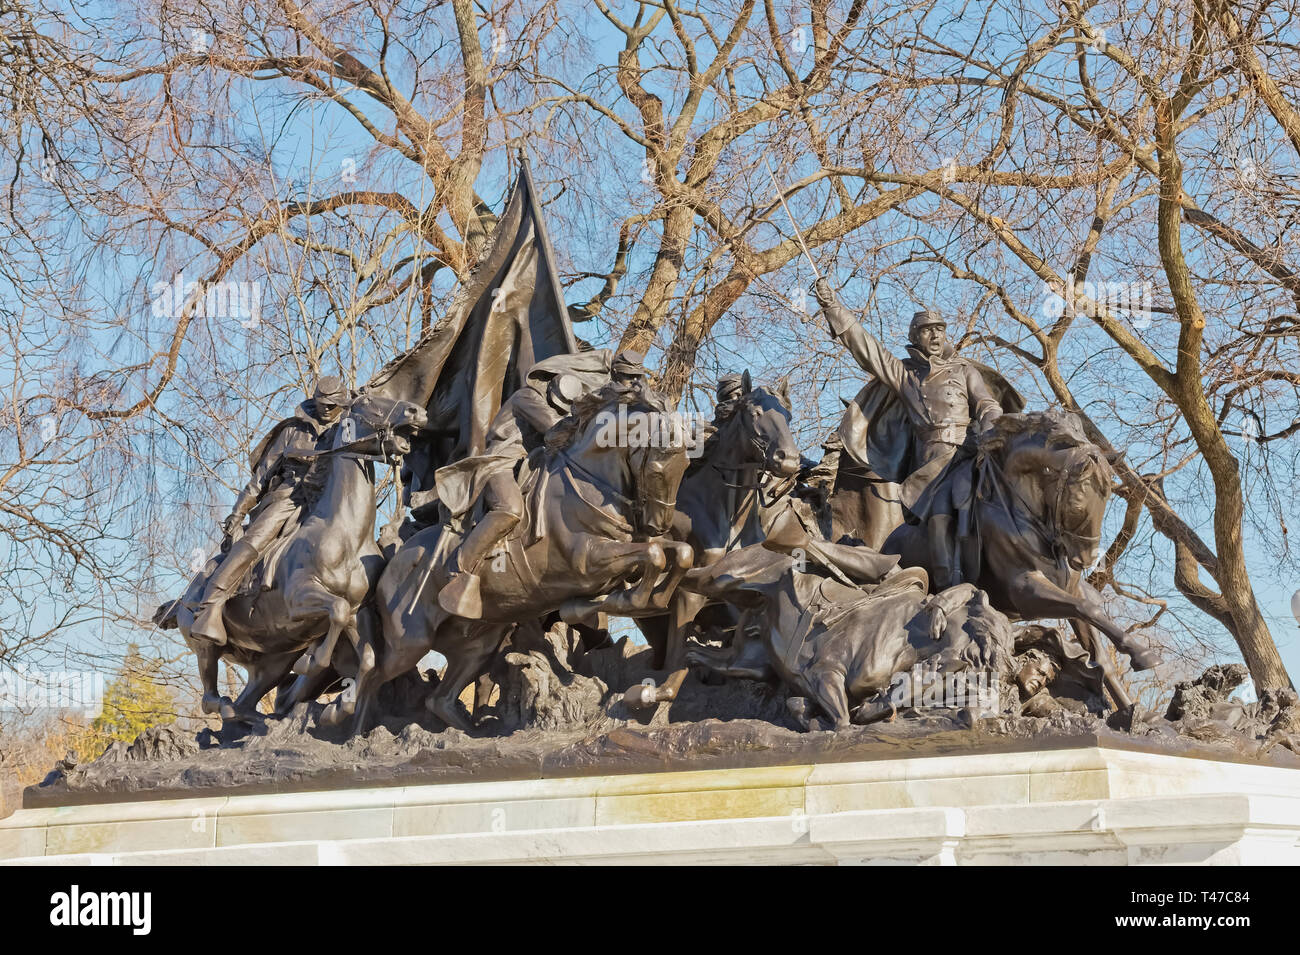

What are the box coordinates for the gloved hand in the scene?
[813,277,839,310]
[221,513,242,539]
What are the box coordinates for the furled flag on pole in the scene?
[452,151,577,456]
[366,150,580,495]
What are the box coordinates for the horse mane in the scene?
[985,408,1114,484]
[544,381,674,453]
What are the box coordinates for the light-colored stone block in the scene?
[3,746,1298,865]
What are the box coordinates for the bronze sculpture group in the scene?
[154,167,1163,737]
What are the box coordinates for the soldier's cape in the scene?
[245,399,333,474]
[433,348,614,519]
[836,342,1024,485]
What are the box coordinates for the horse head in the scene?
[984,410,1115,571]
[557,383,691,539]
[337,390,429,462]
[703,372,800,508]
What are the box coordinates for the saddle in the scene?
[235,531,297,597]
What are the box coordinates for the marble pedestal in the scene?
[3,744,1298,865]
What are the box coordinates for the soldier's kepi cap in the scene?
[547,372,584,407]
[313,374,350,406]
[611,349,647,379]
[716,373,745,402]
[908,308,946,342]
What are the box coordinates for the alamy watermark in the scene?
[1040,279,1154,328]
[150,270,263,328]
[886,662,1000,718]
[0,667,105,717]
[593,406,710,459]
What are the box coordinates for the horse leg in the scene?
[350,604,379,685]
[274,667,337,717]
[1008,571,1160,672]
[559,539,668,624]
[620,539,667,612]
[472,629,512,718]
[665,588,707,671]
[309,594,355,673]
[806,666,852,731]
[426,621,505,732]
[341,633,426,733]
[1069,619,1133,711]
[186,636,224,715]
[341,536,438,733]
[577,538,695,620]
[222,651,299,723]
[646,540,695,612]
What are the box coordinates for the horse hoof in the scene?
[292,652,313,675]
[622,684,659,710]
[319,701,345,729]
[201,693,223,715]
[428,696,471,732]
[1126,644,1161,671]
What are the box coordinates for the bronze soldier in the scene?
[714,372,745,416]
[610,348,649,390]
[813,278,1006,588]
[437,371,584,618]
[189,375,350,645]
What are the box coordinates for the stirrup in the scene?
[438,572,483,619]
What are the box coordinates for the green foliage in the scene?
[86,644,177,756]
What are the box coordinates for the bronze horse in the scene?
[683,545,1017,730]
[156,390,427,722]
[340,386,693,732]
[880,410,1158,708]
[638,374,801,671]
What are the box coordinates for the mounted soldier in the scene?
[813,278,1023,589]
[189,375,350,645]
[713,373,746,422]
[609,347,650,392]
[435,355,602,618]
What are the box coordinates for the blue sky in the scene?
[2,1,1297,701]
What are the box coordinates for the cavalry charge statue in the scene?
[155,164,1164,737]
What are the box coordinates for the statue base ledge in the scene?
[4,741,1299,865]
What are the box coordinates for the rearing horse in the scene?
[156,390,427,722]
[882,409,1158,708]
[343,386,693,732]
[638,374,801,670]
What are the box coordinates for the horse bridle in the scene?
[985,443,1105,570]
[294,397,410,464]
[711,413,797,509]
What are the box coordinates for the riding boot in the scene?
[191,540,260,646]
[927,514,957,591]
[438,510,520,619]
